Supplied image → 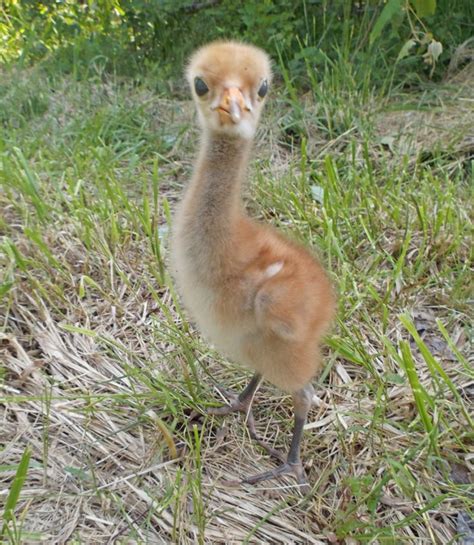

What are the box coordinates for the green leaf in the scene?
[0,281,14,299]
[400,314,473,428]
[370,0,404,45]
[59,324,98,337]
[398,340,439,454]
[310,185,324,203]
[385,372,405,385]
[411,0,436,17]
[1,446,31,536]
[397,38,417,60]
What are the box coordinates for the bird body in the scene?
[171,41,335,487]
[172,191,334,391]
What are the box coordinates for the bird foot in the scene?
[224,461,310,493]
[207,386,286,464]
[207,386,249,416]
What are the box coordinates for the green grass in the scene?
[0,54,473,543]
[1,445,31,543]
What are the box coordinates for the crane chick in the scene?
[171,41,335,489]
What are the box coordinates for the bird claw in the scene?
[219,477,242,488]
[241,461,310,493]
[209,390,310,490]
[250,435,286,463]
[213,383,238,400]
[208,392,312,492]
[207,388,248,416]
[207,388,286,463]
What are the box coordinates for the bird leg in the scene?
[208,373,286,463]
[208,372,262,416]
[237,383,314,492]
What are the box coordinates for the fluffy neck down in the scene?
[191,131,250,226]
[177,131,251,275]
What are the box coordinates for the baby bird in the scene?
[171,41,335,489]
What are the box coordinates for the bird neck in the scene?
[189,131,251,231]
[174,131,251,278]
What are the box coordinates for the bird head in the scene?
[186,41,272,140]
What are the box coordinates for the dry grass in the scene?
[374,63,474,173]
[1,61,473,544]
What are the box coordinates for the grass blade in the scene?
[398,341,439,455]
[400,314,473,428]
[1,445,31,537]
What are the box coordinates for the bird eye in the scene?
[258,80,268,98]
[194,77,209,97]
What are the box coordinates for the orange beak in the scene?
[217,87,246,124]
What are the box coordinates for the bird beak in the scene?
[217,87,246,124]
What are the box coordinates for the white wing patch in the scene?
[264,261,283,279]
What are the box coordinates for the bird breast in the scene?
[174,272,255,363]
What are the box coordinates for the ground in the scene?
[0,60,473,543]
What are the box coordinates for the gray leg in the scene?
[236,383,314,491]
[288,383,314,464]
[207,372,262,416]
[208,373,286,462]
